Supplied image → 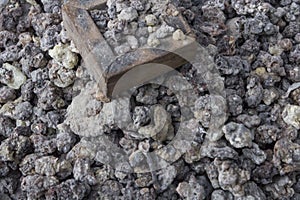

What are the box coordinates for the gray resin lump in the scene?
[222,122,254,148]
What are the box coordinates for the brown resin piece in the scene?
[62,0,196,101]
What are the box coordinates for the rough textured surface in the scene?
[0,0,300,199]
[48,43,78,69]
[223,122,254,148]
[282,104,300,129]
[0,63,26,89]
[63,0,196,100]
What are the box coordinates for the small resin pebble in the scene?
[0,115,15,137]
[126,35,139,49]
[48,43,78,69]
[56,124,77,153]
[155,23,175,39]
[264,176,295,199]
[21,175,59,199]
[0,63,27,89]
[273,138,300,168]
[48,60,76,88]
[222,122,254,148]
[0,86,16,103]
[173,29,186,41]
[242,143,267,165]
[117,7,138,22]
[0,135,32,162]
[282,104,300,129]
[214,158,251,197]
[34,156,59,176]
[138,105,174,141]
[13,101,33,120]
[176,175,207,200]
[147,36,160,47]
[145,14,157,26]
[132,106,150,127]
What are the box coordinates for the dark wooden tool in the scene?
[62,0,196,101]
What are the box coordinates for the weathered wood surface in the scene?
[62,0,196,101]
[62,3,115,97]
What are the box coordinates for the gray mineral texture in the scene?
[0,0,300,199]
[222,122,254,148]
[282,104,300,129]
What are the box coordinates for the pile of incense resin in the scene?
[89,0,188,55]
[0,0,299,199]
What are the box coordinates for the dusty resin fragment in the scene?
[173,29,186,41]
[0,63,27,89]
[13,101,33,120]
[156,165,177,191]
[255,124,279,145]
[262,88,279,105]
[200,139,238,159]
[222,122,254,148]
[0,86,16,103]
[73,158,97,185]
[30,134,57,155]
[34,156,59,176]
[282,104,300,129]
[65,82,105,137]
[193,94,227,141]
[264,176,295,199]
[126,35,139,49]
[236,114,261,128]
[0,135,31,162]
[0,97,22,119]
[148,26,157,33]
[214,159,251,197]
[48,43,78,69]
[20,154,41,175]
[129,140,168,173]
[211,190,233,200]
[147,36,160,47]
[242,143,267,165]
[135,84,159,105]
[155,23,175,39]
[273,138,300,171]
[145,14,157,26]
[21,175,59,199]
[134,173,152,187]
[66,138,98,162]
[66,81,132,134]
[132,106,151,127]
[176,175,207,200]
[117,7,138,22]
[68,136,132,173]
[183,135,206,163]
[236,181,267,200]
[54,179,90,199]
[138,105,174,141]
[48,60,76,88]
[0,115,15,137]
[56,124,77,153]
[193,95,212,128]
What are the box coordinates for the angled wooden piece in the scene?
[62,0,196,101]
